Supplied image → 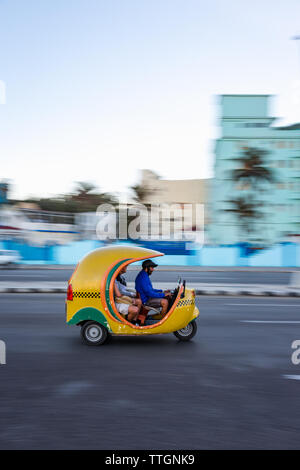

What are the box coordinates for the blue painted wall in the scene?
[52,240,104,265]
[201,246,237,266]
[248,245,282,267]
[2,239,300,267]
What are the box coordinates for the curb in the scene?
[0,287,66,294]
[0,287,299,297]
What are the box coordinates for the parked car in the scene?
[0,249,20,266]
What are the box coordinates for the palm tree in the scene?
[224,197,262,242]
[26,182,118,214]
[226,147,276,245]
[70,181,117,211]
[232,147,275,188]
[130,184,153,205]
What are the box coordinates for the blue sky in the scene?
[0,0,299,200]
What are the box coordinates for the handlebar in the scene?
[168,279,186,308]
[181,280,186,298]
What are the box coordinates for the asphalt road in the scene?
[0,267,293,285]
[1,294,300,449]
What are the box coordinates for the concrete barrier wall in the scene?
[247,245,282,267]
[2,240,300,267]
[52,240,104,265]
[200,246,238,266]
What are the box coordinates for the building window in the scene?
[235,183,250,191]
[242,123,268,128]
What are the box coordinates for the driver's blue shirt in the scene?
[135,270,164,304]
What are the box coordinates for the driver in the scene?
[135,260,171,316]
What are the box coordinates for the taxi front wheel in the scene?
[81,321,109,346]
[173,320,197,341]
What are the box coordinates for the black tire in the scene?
[173,320,197,342]
[81,321,109,346]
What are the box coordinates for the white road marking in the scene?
[240,320,300,324]
[283,375,300,381]
[198,276,236,280]
[227,303,300,307]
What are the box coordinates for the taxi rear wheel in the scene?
[173,320,197,341]
[81,321,108,346]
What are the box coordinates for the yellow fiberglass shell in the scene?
[66,244,199,335]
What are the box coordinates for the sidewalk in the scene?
[0,281,299,297]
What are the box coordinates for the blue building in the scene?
[0,182,8,205]
[208,95,300,245]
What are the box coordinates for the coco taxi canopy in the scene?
[66,244,199,345]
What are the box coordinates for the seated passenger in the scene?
[135,260,171,316]
[114,266,142,325]
[115,266,137,298]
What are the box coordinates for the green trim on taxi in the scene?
[68,307,111,331]
[105,259,131,322]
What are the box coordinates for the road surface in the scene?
[1,294,300,449]
[0,267,293,285]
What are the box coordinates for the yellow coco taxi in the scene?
[66,245,199,345]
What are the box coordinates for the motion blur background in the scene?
[1,1,300,267]
[1,0,300,451]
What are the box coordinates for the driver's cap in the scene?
[142,259,158,269]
